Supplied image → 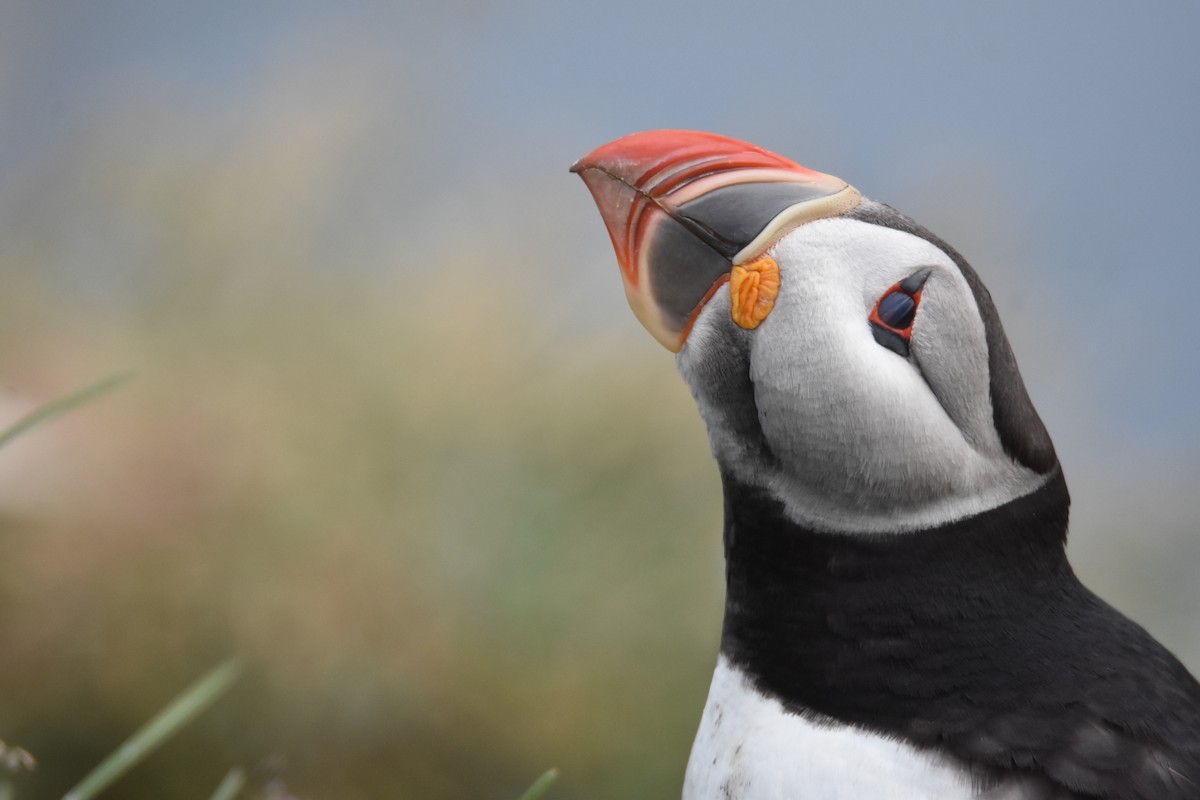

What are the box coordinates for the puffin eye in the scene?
[877,292,916,329]
[869,268,933,357]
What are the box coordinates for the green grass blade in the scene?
[206,767,245,800]
[61,659,243,800]
[516,768,558,800]
[0,371,133,452]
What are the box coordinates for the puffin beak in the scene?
[571,130,861,352]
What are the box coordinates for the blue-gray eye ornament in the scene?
[868,267,933,357]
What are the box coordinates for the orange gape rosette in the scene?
[729,256,780,330]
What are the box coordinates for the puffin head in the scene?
[573,130,1058,534]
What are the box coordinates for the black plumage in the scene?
[721,467,1200,799]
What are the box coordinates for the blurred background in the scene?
[0,1,1198,797]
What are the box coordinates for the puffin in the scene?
[571,130,1200,800]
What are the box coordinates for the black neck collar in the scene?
[719,468,1073,729]
[717,468,1200,797]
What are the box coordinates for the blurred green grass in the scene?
[0,211,725,797]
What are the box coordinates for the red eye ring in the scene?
[869,283,923,339]
[869,268,933,357]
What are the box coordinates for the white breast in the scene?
[683,657,991,800]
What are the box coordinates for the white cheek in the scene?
[751,266,979,512]
[738,219,1044,533]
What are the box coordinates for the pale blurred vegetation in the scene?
[0,74,726,798]
[1,12,1198,799]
